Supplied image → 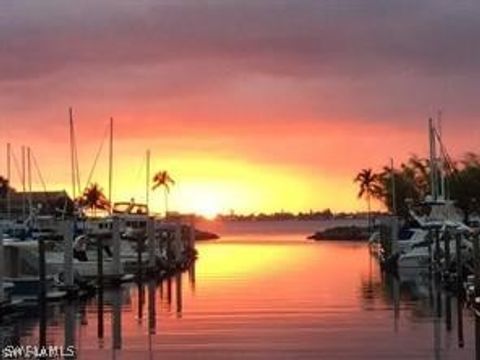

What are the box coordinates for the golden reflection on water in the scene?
[4,236,476,360]
[192,241,369,311]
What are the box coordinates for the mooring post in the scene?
[176,272,183,318]
[38,235,47,301]
[112,216,122,281]
[434,229,441,274]
[39,291,47,349]
[455,231,465,348]
[137,281,144,321]
[390,216,398,255]
[445,293,452,332]
[458,293,465,348]
[148,280,156,335]
[63,220,75,292]
[167,277,172,305]
[456,233,463,292]
[477,314,480,360]
[38,235,47,348]
[112,288,122,350]
[64,301,76,353]
[147,217,156,272]
[0,227,4,305]
[137,234,143,280]
[97,290,104,340]
[97,235,104,340]
[474,233,480,311]
[189,261,196,293]
[428,229,433,275]
[444,229,451,275]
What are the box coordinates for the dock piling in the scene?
[137,235,143,280]
[444,229,451,275]
[474,234,480,310]
[147,217,155,271]
[148,280,156,334]
[64,301,76,353]
[445,293,452,332]
[97,236,104,340]
[112,289,122,350]
[112,216,121,280]
[38,236,47,301]
[456,233,463,289]
[0,227,4,305]
[63,220,75,291]
[458,294,465,348]
[390,216,399,256]
[176,272,183,318]
[434,229,441,274]
[38,235,47,348]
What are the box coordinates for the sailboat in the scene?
[397,117,474,269]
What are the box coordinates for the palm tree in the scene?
[152,170,175,217]
[0,176,11,198]
[405,155,430,196]
[77,183,110,216]
[354,168,379,232]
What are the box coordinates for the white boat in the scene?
[45,251,125,280]
[2,240,67,301]
[397,226,472,268]
[397,242,431,268]
[397,228,428,253]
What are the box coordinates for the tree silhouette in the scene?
[358,152,480,222]
[354,168,380,231]
[0,176,12,198]
[152,171,175,217]
[77,183,110,216]
[450,153,480,222]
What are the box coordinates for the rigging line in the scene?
[74,133,82,195]
[84,123,109,190]
[71,115,82,196]
[10,148,23,186]
[31,151,48,193]
[433,128,456,175]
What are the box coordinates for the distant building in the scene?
[0,190,74,219]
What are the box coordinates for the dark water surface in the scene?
[1,221,476,359]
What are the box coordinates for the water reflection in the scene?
[6,238,477,359]
[64,301,76,353]
[175,272,183,318]
[148,280,156,335]
[112,288,122,351]
[137,281,145,323]
[188,261,196,293]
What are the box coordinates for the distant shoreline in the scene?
[208,213,382,222]
[307,225,369,241]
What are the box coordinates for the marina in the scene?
[2,1,480,358]
[0,223,476,359]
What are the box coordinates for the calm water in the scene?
[0,220,476,359]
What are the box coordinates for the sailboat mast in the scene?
[108,117,113,214]
[27,147,32,214]
[69,107,76,200]
[429,118,437,201]
[437,111,446,200]
[6,143,11,221]
[146,149,151,214]
[21,145,26,220]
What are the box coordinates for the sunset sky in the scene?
[1,1,480,216]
